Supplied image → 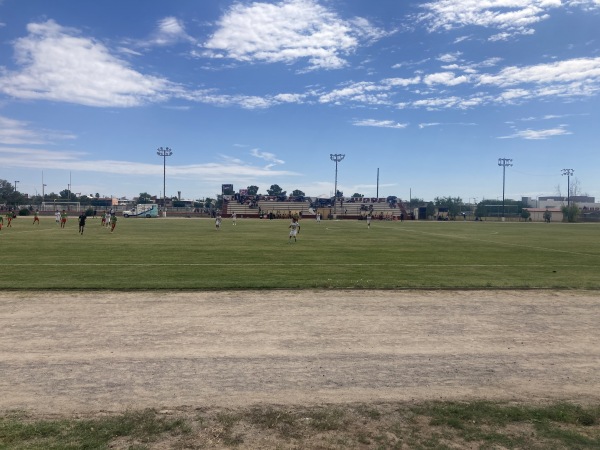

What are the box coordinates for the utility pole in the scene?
[376,168,379,199]
[330,154,345,218]
[14,180,19,193]
[498,158,513,220]
[157,147,173,210]
[561,169,574,207]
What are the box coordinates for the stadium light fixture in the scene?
[561,168,574,207]
[498,158,513,219]
[330,154,345,217]
[157,147,173,209]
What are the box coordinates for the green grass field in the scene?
[1,215,599,289]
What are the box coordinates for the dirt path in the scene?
[1,290,599,415]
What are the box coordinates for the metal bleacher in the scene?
[223,197,408,219]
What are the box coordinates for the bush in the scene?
[562,204,579,223]
[18,208,30,216]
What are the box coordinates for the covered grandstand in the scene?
[223,195,410,220]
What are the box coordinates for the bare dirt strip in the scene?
[1,290,599,415]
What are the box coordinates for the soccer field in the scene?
[1,216,600,289]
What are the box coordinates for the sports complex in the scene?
[1,212,599,448]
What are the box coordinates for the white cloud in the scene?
[418,0,580,39]
[419,122,441,129]
[151,17,196,46]
[0,20,177,107]
[318,77,419,105]
[478,57,600,87]
[250,148,285,165]
[499,126,572,139]
[0,146,297,179]
[423,71,469,86]
[396,56,600,110]
[437,52,462,63]
[272,93,306,103]
[203,0,387,70]
[0,115,75,145]
[352,119,408,129]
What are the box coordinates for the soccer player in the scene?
[55,210,60,225]
[288,217,300,243]
[78,212,87,234]
[0,214,3,231]
[6,212,13,227]
[316,213,321,223]
[60,210,67,228]
[232,212,236,225]
[100,211,106,226]
[366,213,372,229]
[110,214,117,232]
[33,210,40,225]
[215,214,222,230]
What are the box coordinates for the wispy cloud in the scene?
[0,146,297,179]
[0,115,75,145]
[417,0,599,40]
[202,0,389,71]
[150,17,196,46]
[250,148,285,165]
[499,125,572,140]
[352,119,408,129]
[478,57,600,87]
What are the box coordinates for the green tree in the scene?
[0,179,26,205]
[291,189,305,197]
[434,196,464,219]
[78,195,92,206]
[335,190,343,198]
[426,202,435,219]
[351,193,363,198]
[0,179,14,202]
[267,184,286,197]
[29,194,44,205]
[59,189,77,201]
[408,198,424,208]
[204,198,215,209]
[562,204,579,222]
[44,192,60,202]
[247,185,259,196]
[138,192,153,204]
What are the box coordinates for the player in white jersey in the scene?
[215,214,222,230]
[366,214,372,229]
[288,217,300,243]
[232,212,236,225]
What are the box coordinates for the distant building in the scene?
[537,196,599,211]
[523,208,563,222]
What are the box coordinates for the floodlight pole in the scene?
[157,147,173,209]
[498,158,513,219]
[561,169,574,207]
[14,180,19,193]
[330,153,345,217]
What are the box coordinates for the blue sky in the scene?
[1,0,599,203]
